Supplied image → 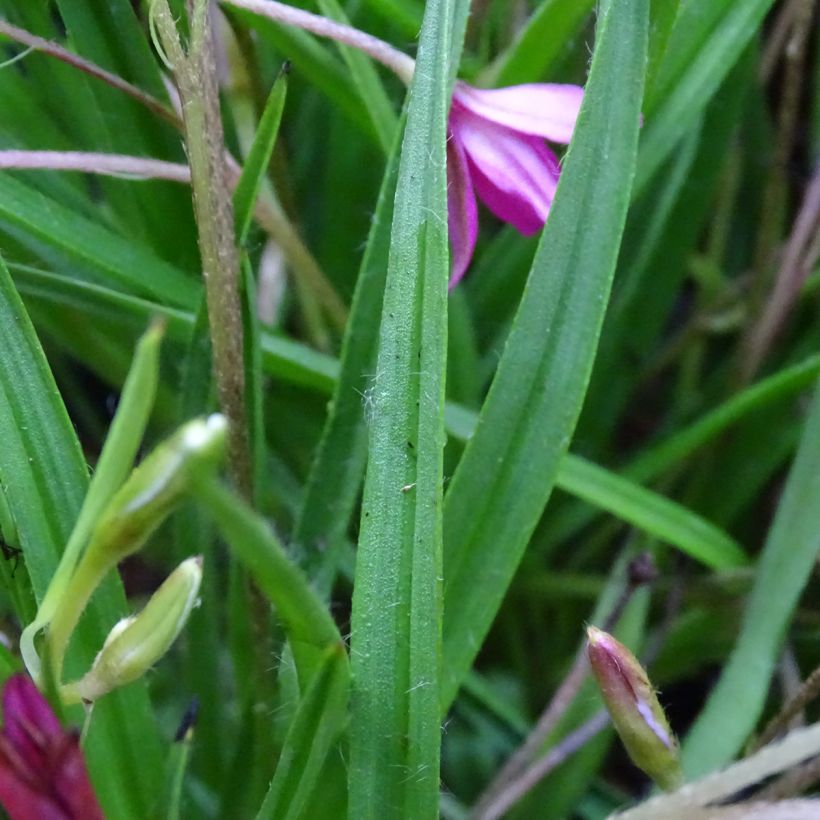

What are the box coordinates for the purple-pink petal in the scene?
[453,82,583,144]
[446,135,479,288]
[0,675,104,820]
[451,106,560,236]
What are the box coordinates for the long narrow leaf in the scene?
[441,0,649,711]
[293,127,401,580]
[682,380,820,776]
[558,456,748,570]
[347,0,451,815]
[0,173,197,307]
[192,475,344,688]
[234,67,289,245]
[256,645,349,820]
[636,0,778,194]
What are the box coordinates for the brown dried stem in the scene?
[740,0,816,381]
[751,663,820,753]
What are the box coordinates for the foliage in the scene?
[0,0,818,817]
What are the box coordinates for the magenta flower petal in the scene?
[0,675,104,820]
[451,107,560,235]
[446,135,478,288]
[453,81,583,144]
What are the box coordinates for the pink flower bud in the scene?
[586,626,682,791]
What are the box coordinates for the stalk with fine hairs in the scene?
[151,0,251,498]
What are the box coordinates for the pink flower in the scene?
[0,675,104,820]
[447,81,584,286]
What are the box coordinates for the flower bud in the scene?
[586,625,682,791]
[86,415,227,569]
[46,417,225,682]
[62,557,203,704]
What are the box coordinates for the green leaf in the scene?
[447,402,746,569]
[225,6,381,146]
[646,0,680,97]
[293,123,401,582]
[256,644,349,820]
[636,0,778,195]
[441,0,648,711]
[0,253,163,819]
[192,475,344,688]
[486,0,595,87]
[682,380,820,776]
[558,455,747,570]
[0,173,197,308]
[234,67,289,246]
[51,0,194,255]
[317,0,398,152]
[347,0,452,815]
[548,351,820,547]
[10,264,338,393]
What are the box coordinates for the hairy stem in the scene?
[152,0,251,497]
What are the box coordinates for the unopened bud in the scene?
[47,417,224,681]
[87,415,227,569]
[62,557,203,703]
[586,626,682,791]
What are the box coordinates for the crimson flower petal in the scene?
[452,81,583,144]
[446,134,478,288]
[451,106,560,236]
[0,675,104,820]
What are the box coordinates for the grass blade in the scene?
[441,0,649,711]
[486,0,595,87]
[636,0,778,195]
[192,475,344,688]
[558,456,748,570]
[681,380,820,776]
[347,0,451,815]
[256,644,349,820]
[234,67,289,246]
[293,127,400,580]
[0,173,197,307]
[317,0,398,152]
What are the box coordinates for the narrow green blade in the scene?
[682,381,820,775]
[636,0,778,194]
[0,173,197,308]
[234,67,289,246]
[256,645,349,820]
[193,476,343,688]
[441,0,649,711]
[347,0,451,815]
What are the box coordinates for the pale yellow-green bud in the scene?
[62,556,203,704]
[86,414,227,570]
[46,415,225,682]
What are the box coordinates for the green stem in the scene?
[47,554,108,683]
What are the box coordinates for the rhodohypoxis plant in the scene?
[220,0,583,283]
[3,0,818,817]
